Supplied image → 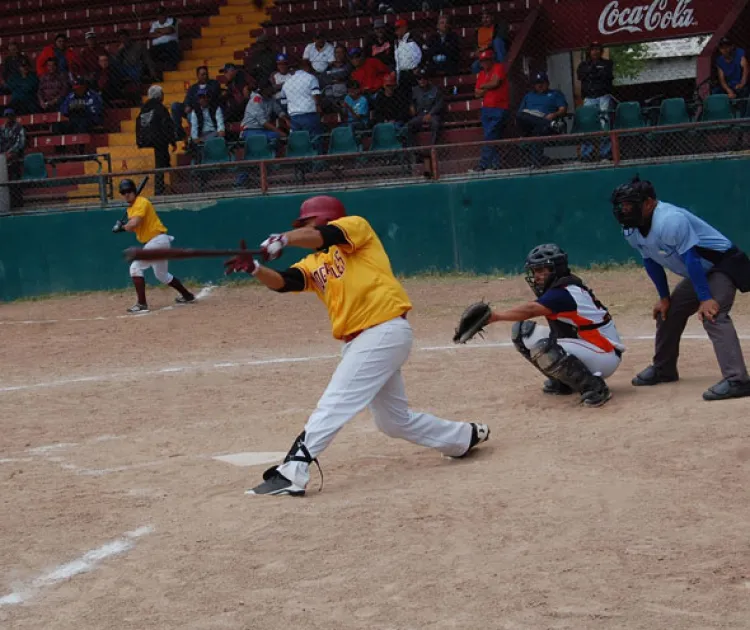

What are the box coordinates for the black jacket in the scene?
[577,58,614,99]
[137,98,175,148]
[425,31,461,73]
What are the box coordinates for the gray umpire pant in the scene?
[654,271,749,382]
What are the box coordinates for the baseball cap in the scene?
[589,40,603,49]
[532,71,549,83]
[314,31,325,39]
[3,107,15,116]
[719,36,732,46]
[416,67,429,78]
[479,50,494,61]
[348,47,362,57]
[383,73,396,86]
[395,18,408,28]
[73,76,86,88]
[276,53,288,63]
[85,30,96,40]
[221,63,237,72]
[373,18,385,28]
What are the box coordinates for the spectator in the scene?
[116,29,157,84]
[80,32,107,83]
[239,80,287,171]
[280,60,324,138]
[394,19,421,102]
[472,9,508,72]
[472,51,509,172]
[172,65,221,141]
[95,54,133,106]
[7,59,39,115]
[371,73,409,127]
[149,5,181,78]
[38,58,69,113]
[364,19,395,68]
[60,78,103,133]
[189,87,225,143]
[343,80,369,133]
[136,84,176,196]
[408,68,443,145]
[577,41,614,161]
[424,15,461,76]
[303,32,335,75]
[320,44,351,112]
[245,34,276,86]
[220,63,252,123]
[350,47,390,97]
[36,33,82,79]
[271,53,293,107]
[0,107,26,208]
[715,37,749,100]
[1,42,31,84]
[516,71,568,167]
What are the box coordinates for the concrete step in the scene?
[183,46,244,61]
[192,32,254,49]
[209,13,261,26]
[218,5,266,16]
[101,132,142,147]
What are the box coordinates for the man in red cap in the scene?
[472,50,509,172]
[223,195,490,496]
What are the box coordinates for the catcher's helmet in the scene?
[611,175,656,229]
[524,243,570,297]
[119,178,137,195]
[293,195,346,227]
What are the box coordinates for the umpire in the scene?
[612,176,750,401]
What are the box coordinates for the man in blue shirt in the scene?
[715,37,748,101]
[516,72,567,167]
[613,176,750,401]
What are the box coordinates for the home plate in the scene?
[213,452,286,467]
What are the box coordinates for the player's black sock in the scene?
[168,277,194,299]
[132,276,147,305]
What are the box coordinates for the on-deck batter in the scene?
[224,195,489,496]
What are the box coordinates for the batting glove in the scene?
[224,240,260,276]
[112,220,126,233]
[260,233,288,262]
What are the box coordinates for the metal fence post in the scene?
[97,174,108,207]
[0,153,9,213]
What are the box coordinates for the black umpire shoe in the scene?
[245,467,305,497]
[542,378,574,395]
[702,378,750,401]
[632,365,679,386]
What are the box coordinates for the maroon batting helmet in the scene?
[293,195,346,227]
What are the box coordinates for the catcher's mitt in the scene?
[453,301,492,344]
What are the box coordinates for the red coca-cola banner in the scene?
[543,0,737,51]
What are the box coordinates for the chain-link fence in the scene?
[1,0,749,210]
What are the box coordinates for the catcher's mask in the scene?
[525,243,570,297]
[611,175,656,229]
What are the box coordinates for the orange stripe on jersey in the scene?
[548,311,615,353]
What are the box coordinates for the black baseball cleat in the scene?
[245,467,305,497]
[632,365,679,387]
[702,378,750,401]
[542,378,574,396]
[581,385,612,408]
[450,423,490,458]
[175,293,196,304]
[127,303,149,313]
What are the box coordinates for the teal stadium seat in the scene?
[657,98,690,126]
[328,126,360,154]
[700,94,733,122]
[201,137,231,164]
[21,153,48,180]
[244,134,275,160]
[614,102,645,129]
[370,123,403,152]
[571,105,604,134]
[286,131,317,158]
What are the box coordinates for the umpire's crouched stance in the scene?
[612,176,750,401]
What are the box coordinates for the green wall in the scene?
[2,158,750,301]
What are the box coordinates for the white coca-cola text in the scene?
[598,0,696,35]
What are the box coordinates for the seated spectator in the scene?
[245,34,276,87]
[172,66,221,141]
[516,71,568,167]
[7,59,39,115]
[472,9,508,72]
[61,78,103,133]
[424,15,461,77]
[136,84,176,196]
[364,19,395,68]
[189,87,225,143]
[1,42,31,86]
[0,107,26,208]
[343,80,369,133]
[220,63,252,124]
[472,50,509,172]
[95,54,134,106]
[350,48,390,97]
[271,54,293,108]
[408,68,443,145]
[303,32,335,75]
[80,32,107,83]
[371,73,409,128]
[320,45,351,112]
[280,60,324,139]
[149,5,181,79]
[715,37,748,100]
[36,33,82,79]
[240,80,287,150]
[116,29,157,84]
[38,58,70,113]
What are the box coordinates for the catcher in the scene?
[224,195,489,497]
[454,243,624,407]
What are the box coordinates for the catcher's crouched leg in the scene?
[511,321,573,396]
[530,338,611,407]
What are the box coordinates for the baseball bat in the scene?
[124,246,264,262]
[112,176,150,231]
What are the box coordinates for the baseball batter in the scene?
[114,178,195,313]
[224,195,489,496]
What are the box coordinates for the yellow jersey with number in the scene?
[127,196,167,244]
[292,216,412,340]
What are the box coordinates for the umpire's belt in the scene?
[342,313,407,344]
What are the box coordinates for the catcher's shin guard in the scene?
[511,320,536,361]
[530,338,611,406]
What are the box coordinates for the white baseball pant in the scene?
[129,233,174,284]
[523,323,622,378]
[277,315,473,489]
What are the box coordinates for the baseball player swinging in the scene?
[454,244,624,407]
[113,178,195,313]
[223,195,489,496]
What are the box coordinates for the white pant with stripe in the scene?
[129,233,174,284]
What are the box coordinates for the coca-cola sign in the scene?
[598,0,696,36]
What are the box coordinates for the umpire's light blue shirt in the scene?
[624,201,732,277]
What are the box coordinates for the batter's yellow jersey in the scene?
[292,216,412,340]
[127,196,167,244]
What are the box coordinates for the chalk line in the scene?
[0,525,153,607]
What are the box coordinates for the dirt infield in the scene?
[1,270,749,630]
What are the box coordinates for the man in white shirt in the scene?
[303,33,335,74]
[280,60,324,142]
[271,53,293,110]
[149,5,180,77]
[394,18,422,102]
